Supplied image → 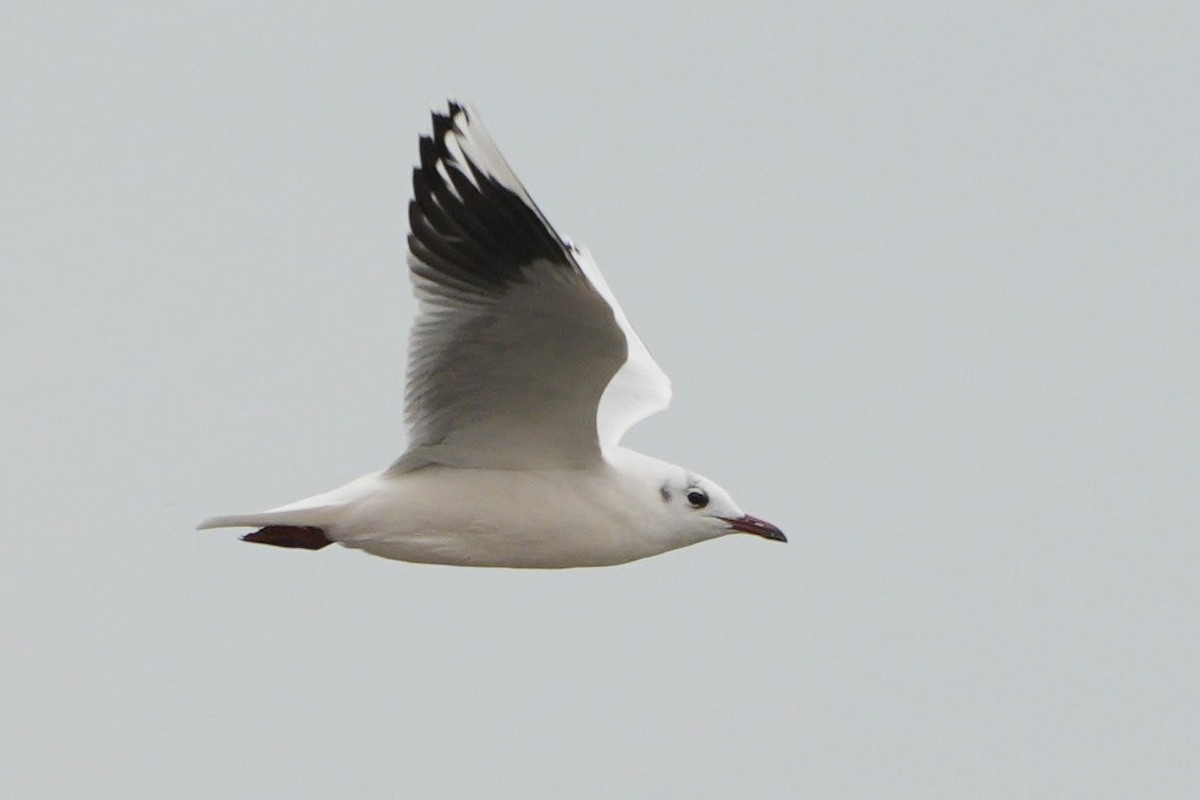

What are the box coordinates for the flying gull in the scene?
[198,102,785,567]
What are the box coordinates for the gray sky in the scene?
[3,1,1198,797]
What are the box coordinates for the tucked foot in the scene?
[242,525,332,550]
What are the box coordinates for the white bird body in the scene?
[199,102,784,568]
[203,450,716,568]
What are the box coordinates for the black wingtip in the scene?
[407,100,572,294]
[430,108,454,141]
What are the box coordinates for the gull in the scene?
[198,102,785,568]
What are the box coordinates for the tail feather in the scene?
[197,510,335,532]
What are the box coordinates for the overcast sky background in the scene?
[3,2,1197,797]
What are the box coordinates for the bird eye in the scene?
[686,489,709,509]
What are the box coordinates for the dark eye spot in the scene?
[686,489,709,509]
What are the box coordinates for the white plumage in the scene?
[199,102,784,567]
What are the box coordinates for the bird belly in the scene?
[327,466,668,568]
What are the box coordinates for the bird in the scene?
[198,101,785,568]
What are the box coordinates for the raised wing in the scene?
[392,103,671,471]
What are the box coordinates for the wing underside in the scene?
[395,103,671,471]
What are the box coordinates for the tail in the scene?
[197,512,335,551]
[197,471,384,551]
